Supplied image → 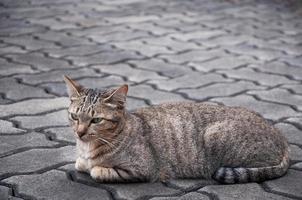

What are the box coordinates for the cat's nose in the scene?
[77,124,87,138]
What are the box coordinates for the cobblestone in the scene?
[264,170,302,199]
[200,183,292,200]
[1,0,302,199]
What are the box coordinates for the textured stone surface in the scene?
[3,170,111,200]
[200,183,292,200]
[0,132,58,156]
[0,120,25,134]
[150,192,210,200]
[0,146,75,176]
[1,0,302,199]
[0,97,68,117]
[12,110,69,129]
[275,123,302,145]
[211,95,301,120]
[264,170,302,199]
[179,81,264,100]
[73,172,180,200]
[44,127,75,144]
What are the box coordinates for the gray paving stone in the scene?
[285,117,302,127]
[106,15,160,24]
[211,95,301,121]
[143,36,202,52]
[0,132,59,156]
[73,172,180,200]
[41,75,126,96]
[0,146,75,176]
[279,56,302,68]
[126,97,148,110]
[2,36,59,51]
[291,162,302,170]
[225,44,284,61]
[0,58,36,76]
[189,56,260,72]
[0,119,25,135]
[0,78,53,100]
[200,183,292,200]
[3,170,110,200]
[0,97,68,117]
[92,64,166,82]
[248,88,302,111]
[0,185,10,200]
[113,40,174,57]
[41,44,115,58]
[282,84,302,95]
[128,59,192,78]
[15,68,105,85]
[66,50,145,66]
[275,123,302,146]
[0,45,27,54]
[167,179,217,190]
[128,22,176,36]
[6,52,73,71]
[195,35,255,48]
[44,127,75,144]
[150,192,210,200]
[128,84,186,105]
[149,73,231,91]
[12,110,69,129]
[170,30,226,41]
[159,49,226,64]
[35,31,93,47]
[249,61,302,80]
[264,170,302,199]
[289,145,302,162]
[29,18,78,30]
[88,30,151,43]
[218,68,297,87]
[179,81,264,100]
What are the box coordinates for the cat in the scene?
[63,75,289,184]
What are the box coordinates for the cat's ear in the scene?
[103,84,128,109]
[63,75,84,99]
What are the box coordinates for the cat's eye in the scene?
[70,113,78,120]
[91,117,103,124]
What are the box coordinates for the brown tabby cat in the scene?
[63,75,289,184]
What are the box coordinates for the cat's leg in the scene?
[75,157,89,172]
[90,166,144,182]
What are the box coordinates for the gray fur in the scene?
[63,77,289,183]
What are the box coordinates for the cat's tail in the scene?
[212,151,289,184]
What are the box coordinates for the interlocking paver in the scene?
[0,119,25,135]
[0,132,59,156]
[179,81,265,100]
[0,146,74,176]
[275,123,302,146]
[12,110,69,129]
[149,73,231,91]
[264,170,302,199]
[200,183,292,200]
[0,97,68,117]
[211,94,302,121]
[1,0,302,199]
[0,77,53,100]
[218,67,297,87]
[6,52,73,71]
[3,170,111,200]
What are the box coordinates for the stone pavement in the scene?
[0,0,302,199]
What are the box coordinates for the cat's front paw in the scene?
[75,157,89,172]
[90,166,120,182]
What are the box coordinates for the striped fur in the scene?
[213,150,289,183]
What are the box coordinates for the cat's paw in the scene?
[75,157,89,172]
[90,166,111,181]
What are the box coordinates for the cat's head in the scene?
[63,75,128,143]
